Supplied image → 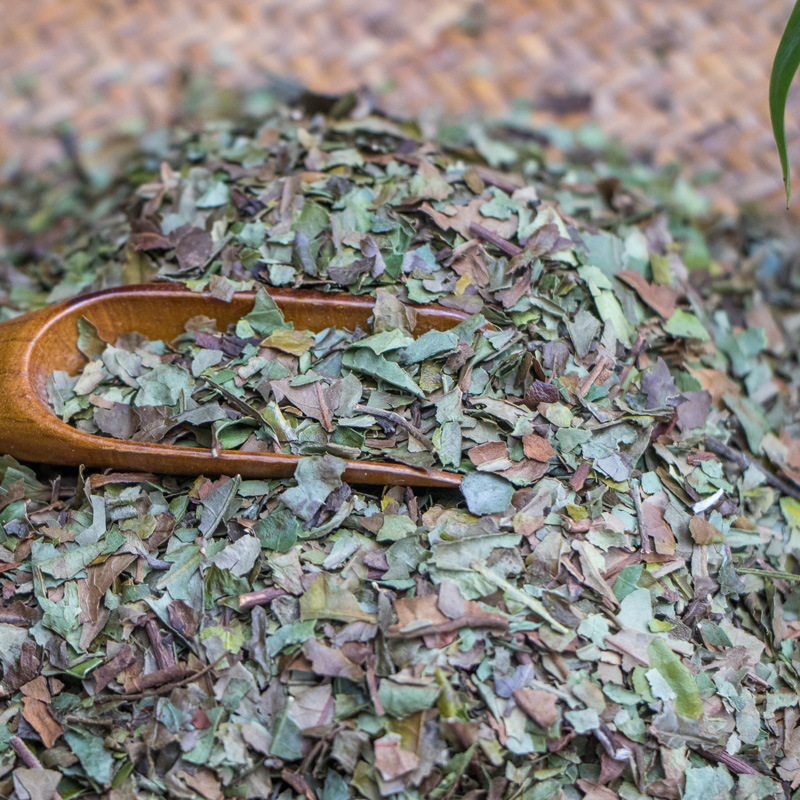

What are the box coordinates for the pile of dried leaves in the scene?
[2,89,800,800]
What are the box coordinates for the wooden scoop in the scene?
[0,284,466,487]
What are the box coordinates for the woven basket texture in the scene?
[1,0,798,216]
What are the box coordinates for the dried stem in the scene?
[630,478,650,555]
[239,586,289,610]
[704,436,800,503]
[693,746,764,776]
[579,356,611,398]
[386,614,509,638]
[470,561,568,633]
[354,404,434,450]
[96,655,226,703]
[10,736,65,800]
[468,222,523,256]
[314,381,333,432]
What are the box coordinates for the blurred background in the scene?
[1,0,798,218]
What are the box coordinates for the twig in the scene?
[693,747,765,777]
[386,614,509,638]
[468,222,523,257]
[145,619,176,670]
[280,769,315,800]
[95,655,226,703]
[10,736,65,799]
[473,166,520,195]
[239,586,289,610]
[314,381,333,432]
[63,715,116,728]
[704,436,800,503]
[125,664,189,693]
[470,561,569,633]
[737,567,800,583]
[0,611,32,625]
[630,478,651,555]
[608,330,647,401]
[354,404,434,450]
[579,356,611,398]
[197,376,276,439]
[365,657,384,717]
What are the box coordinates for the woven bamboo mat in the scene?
[1,0,798,216]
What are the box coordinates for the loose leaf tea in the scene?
[50,291,562,478]
[1,88,799,799]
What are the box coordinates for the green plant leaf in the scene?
[770,0,800,206]
[647,637,703,720]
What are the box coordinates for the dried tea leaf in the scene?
[647,637,703,720]
[460,472,514,515]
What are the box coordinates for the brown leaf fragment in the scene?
[0,600,39,626]
[388,594,509,638]
[192,707,212,730]
[271,378,341,428]
[6,641,41,691]
[437,580,466,620]
[0,478,25,513]
[280,769,315,800]
[570,461,592,492]
[448,241,491,287]
[576,780,621,800]
[22,697,63,748]
[522,434,556,461]
[689,516,725,545]
[207,274,236,302]
[12,767,64,800]
[302,638,364,680]
[176,768,223,800]
[604,629,652,668]
[172,225,213,272]
[468,441,510,468]
[617,270,679,319]
[131,231,171,251]
[525,380,560,407]
[469,222,523,256]
[599,747,631,787]
[422,197,516,241]
[499,270,532,309]
[94,402,138,440]
[374,733,420,781]
[641,500,677,557]
[497,458,548,485]
[513,688,559,729]
[687,367,740,407]
[20,676,50,703]
[168,600,200,638]
[676,390,712,432]
[93,646,136,693]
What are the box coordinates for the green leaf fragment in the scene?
[460,472,514,515]
[342,348,423,397]
[647,637,703,720]
[664,309,710,341]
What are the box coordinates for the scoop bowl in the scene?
[0,284,465,487]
